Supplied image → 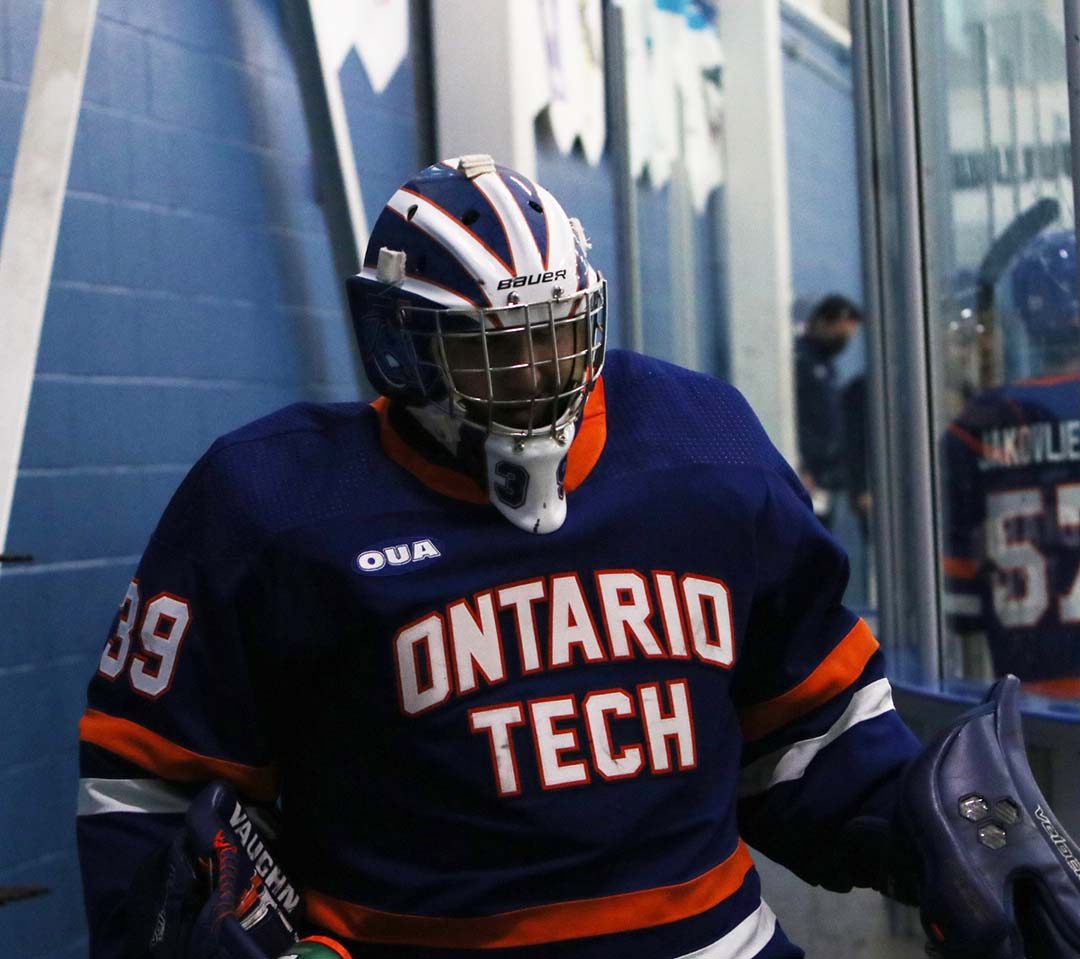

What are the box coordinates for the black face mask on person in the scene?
[809,313,861,358]
[814,335,848,359]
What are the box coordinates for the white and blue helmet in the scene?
[346,156,607,534]
[346,155,607,439]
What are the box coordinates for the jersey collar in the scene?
[373,377,607,504]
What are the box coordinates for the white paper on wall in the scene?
[538,0,606,164]
[306,0,410,252]
[518,1,554,132]
[310,0,409,94]
[681,3,724,210]
[616,0,724,208]
[620,0,653,180]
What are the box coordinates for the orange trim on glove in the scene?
[298,935,354,959]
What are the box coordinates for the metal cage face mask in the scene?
[440,281,606,436]
[379,278,607,438]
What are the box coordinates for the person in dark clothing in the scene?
[794,294,863,528]
[842,373,871,539]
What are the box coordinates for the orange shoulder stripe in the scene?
[738,619,880,742]
[374,377,607,503]
[947,423,996,460]
[79,709,279,801]
[566,376,607,492]
[306,839,754,949]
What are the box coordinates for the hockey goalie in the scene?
[78,157,1080,958]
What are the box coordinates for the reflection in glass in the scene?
[793,296,875,611]
[918,0,1080,705]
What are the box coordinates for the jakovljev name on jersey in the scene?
[944,372,1080,692]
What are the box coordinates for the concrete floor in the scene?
[755,854,926,958]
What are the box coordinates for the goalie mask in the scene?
[346,155,607,534]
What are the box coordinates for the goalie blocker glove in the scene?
[127,780,349,959]
[899,676,1080,958]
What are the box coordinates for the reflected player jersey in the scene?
[78,350,919,959]
[943,372,1080,693]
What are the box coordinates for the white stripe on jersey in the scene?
[674,901,779,959]
[77,777,190,816]
[738,678,896,798]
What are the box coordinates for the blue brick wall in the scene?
[3,0,43,85]
[0,2,427,954]
[341,44,425,229]
[782,6,864,309]
[0,0,44,232]
[637,178,676,361]
[695,187,727,378]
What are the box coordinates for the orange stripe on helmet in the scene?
[400,186,516,278]
[738,619,880,742]
[305,840,754,949]
[385,204,492,307]
[79,709,279,801]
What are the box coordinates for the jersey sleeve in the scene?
[77,449,281,959]
[732,468,920,894]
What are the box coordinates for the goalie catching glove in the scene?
[900,675,1080,958]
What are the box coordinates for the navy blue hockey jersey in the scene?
[943,371,1080,696]
[78,350,919,959]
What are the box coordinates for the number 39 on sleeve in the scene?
[97,579,192,699]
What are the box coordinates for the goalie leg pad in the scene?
[900,675,1080,958]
